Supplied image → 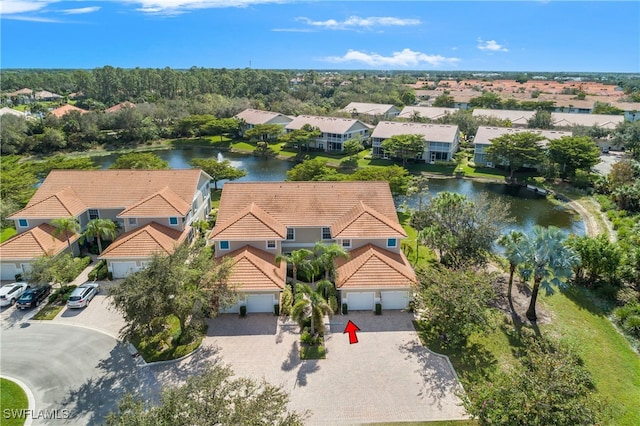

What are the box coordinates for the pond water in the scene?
[92,148,584,236]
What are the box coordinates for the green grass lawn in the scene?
[1,227,17,243]
[0,378,29,426]
[32,305,64,320]
[131,315,204,362]
[300,344,326,360]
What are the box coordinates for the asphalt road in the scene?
[0,322,158,425]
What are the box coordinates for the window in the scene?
[341,239,351,249]
[219,241,230,250]
[18,219,28,228]
[128,218,138,226]
[286,228,295,240]
[387,238,397,248]
[266,240,276,249]
[88,209,99,220]
[169,217,178,226]
[322,227,331,240]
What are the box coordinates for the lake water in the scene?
[92,148,584,236]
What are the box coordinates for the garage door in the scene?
[381,291,409,310]
[111,262,139,279]
[246,294,274,313]
[347,292,375,311]
[1,263,20,281]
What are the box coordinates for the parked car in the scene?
[16,285,52,310]
[0,282,30,307]
[67,283,100,309]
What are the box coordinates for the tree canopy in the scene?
[191,158,247,190]
[106,363,305,426]
[484,132,545,181]
[547,136,600,178]
[381,134,425,166]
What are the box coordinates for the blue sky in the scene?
[1,1,638,72]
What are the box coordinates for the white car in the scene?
[67,283,100,309]
[0,282,30,307]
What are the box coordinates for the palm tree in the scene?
[84,219,117,254]
[312,242,349,283]
[51,217,80,254]
[291,283,333,336]
[520,226,579,322]
[275,248,313,301]
[497,230,526,303]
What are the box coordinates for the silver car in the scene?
[67,283,100,309]
[0,282,30,307]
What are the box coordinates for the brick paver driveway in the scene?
[153,311,467,425]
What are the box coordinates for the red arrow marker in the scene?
[343,320,361,344]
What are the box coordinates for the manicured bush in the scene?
[375,303,382,315]
[342,303,348,315]
[239,305,246,317]
[328,295,338,314]
[88,260,108,280]
[613,303,640,339]
[280,286,293,316]
[300,331,314,345]
[48,285,77,304]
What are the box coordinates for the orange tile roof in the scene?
[0,224,79,260]
[210,202,287,240]
[10,170,205,219]
[50,104,88,118]
[99,222,189,259]
[223,245,286,291]
[10,188,86,219]
[335,244,417,290]
[331,201,406,239]
[105,102,136,113]
[212,181,401,239]
[118,187,191,218]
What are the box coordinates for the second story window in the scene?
[219,241,230,250]
[128,218,138,226]
[18,219,28,228]
[322,227,331,240]
[286,228,295,240]
[169,217,178,226]
[387,238,397,248]
[341,239,351,249]
[88,209,99,220]
[266,240,276,249]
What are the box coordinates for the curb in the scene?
[1,375,36,426]
[129,342,204,368]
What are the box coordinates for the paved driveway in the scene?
[153,311,467,425]
[0,323,158,426]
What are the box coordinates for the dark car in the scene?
[16,284,52,309]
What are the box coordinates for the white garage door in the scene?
[246,294,274,313]
[381,291,409,310]
[1,263,20,281]
[347,292,375,311]
[111,262,139,279]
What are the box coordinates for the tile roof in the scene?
[34,90,62,100]
[9,188,86,219]
[474,126,572,147]
[398,106,459,120]
[285,115,368,134]
[99,222,189,259]
[371,121,459,142]
[117,187,191,218]
[223,245,286,291]
[551,112,624,129]
[0,224,79,260]
[341,102,399,116]
[472,109,535,125]
[335,244,416,290]
[105,102,136,113]
[50,104,89,118]
[10,170,205,219]
[235,108,291,126]
[0,107,26,117]
[210,202,287,240]
[331,201,406,239]
[212,181,401,236]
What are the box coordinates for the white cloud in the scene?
[297,15,421,30]
[124,0,287,15]
[61,6,101,15]
[477,38,509,52]
[323,48,460,68]
[0,0,56,15]
[2,14,61,22]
